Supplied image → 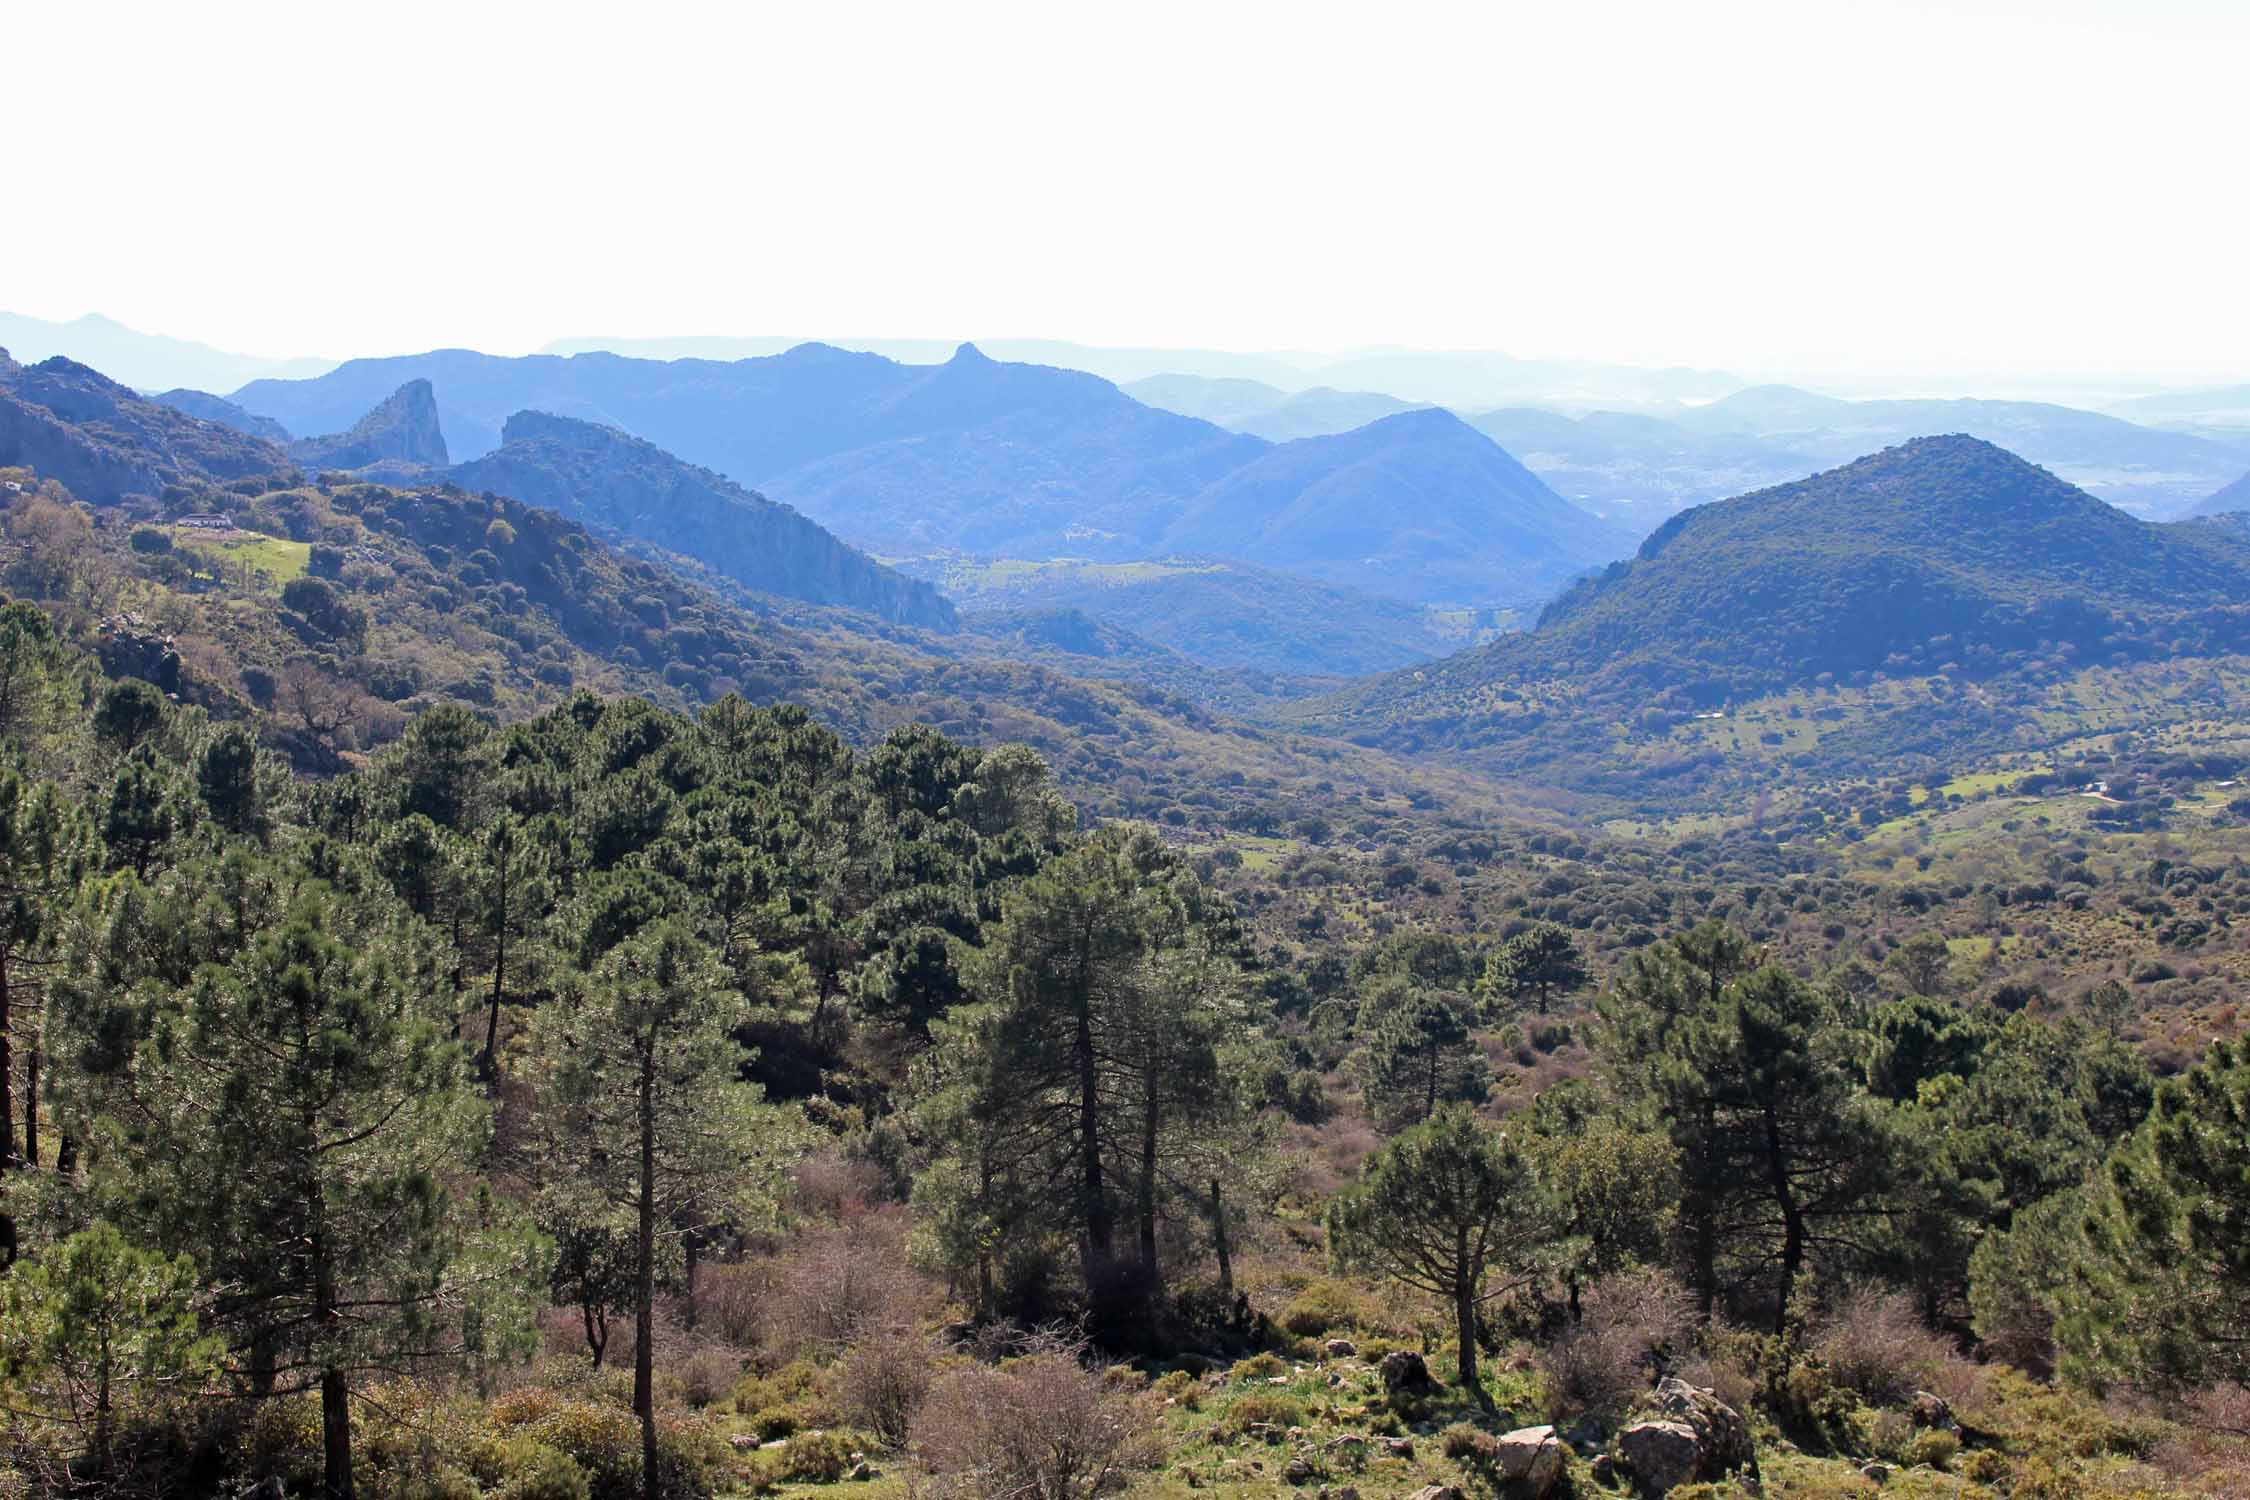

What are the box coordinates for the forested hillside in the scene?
[5,362,2250,1500]
[1308,437,2250,811]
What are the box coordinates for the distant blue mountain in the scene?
[234,343,1628,605]
[1161,408,1631,603]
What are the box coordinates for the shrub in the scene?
[841,1327,940,1448]
[672,1347,742,1410]
[909,1345,1162,1500]
[1810,1286,1954,1407]
[493,1441,593,1500]
[1280,1278,1372,1338]
[1230,1352,1287,1383]
[1222,1392,1305,1433]
[748,1407,800,1442]
[731,1361,830,1423]
[1440,1423,1500,1462]
[1537,1267,1696,1419]
[488,1390,722,1500]
[1909,1429,1960,1469]
[776,1429,857,1483]
[761,1225,930,1360]
[1152,1370,1200,1409]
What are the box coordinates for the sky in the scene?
[9,0,2248,381]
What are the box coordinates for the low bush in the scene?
[1538,1268,1696,1420]
[1279,1279,1372,1338]
[840,1327,940,1448]
[492,1440,593,1500]
[1230,1352,1287,1383]
[1223,1392,1306,1433]
[909,1345,1162,1500]
[775,1429,857,1483]
[1810,1286,1954,1407]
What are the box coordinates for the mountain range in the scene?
[1133,373,2250,528]
[220,342,1629,605]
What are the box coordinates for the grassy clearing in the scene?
[175,528,312,586]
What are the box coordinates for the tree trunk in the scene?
[636,1034,660,1500]
[584,1301,608,1368]
[683,1230,701,1331]
[1209,1177,1233,1295]
[1136,1069,1160,1279]
[481,889,506,1084]
[1453,1226,1479,1394]
[1764,1100,1805,1335]
[1,949,16,1265]
[311,1184,354,1500]
[23,1035,39,1169]
[1074,973,1110,1290]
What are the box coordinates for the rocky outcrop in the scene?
[447,409,956,629]
[0,350,291,502]
[291,379,449,471]
[1615,1379,1756,1496]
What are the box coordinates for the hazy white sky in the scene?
[10,0,2247,378]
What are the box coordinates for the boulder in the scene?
[1283,1457,1316,1485]
[1383,1437,1416,1459]
[1492,1426,1565,1496]
[1617,1420,1703,1496]
[1379,1350,1441,1395]
[1324,1338,1359,1359]
[1861,1461,1890,1483]
[1614,1379,1758,1495]
[1407,1487,1464,1500]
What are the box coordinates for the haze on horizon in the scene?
[11,0,2249,385]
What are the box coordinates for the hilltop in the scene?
[1160,407,1630,603]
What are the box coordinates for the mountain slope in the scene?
[1159,408,1630,604]
[754,344,1267,555]
[1301,437,2250,802]
[448,410,955,628]
[1,351,292,501]
[292,379,449,470]
[2191,469,2250,518]
[150,388,293,443]
[925,555,1482,676]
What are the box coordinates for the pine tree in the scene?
[525,922,804,1500]
[101,893,529,1500]
[1327,1106,1549,1394]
